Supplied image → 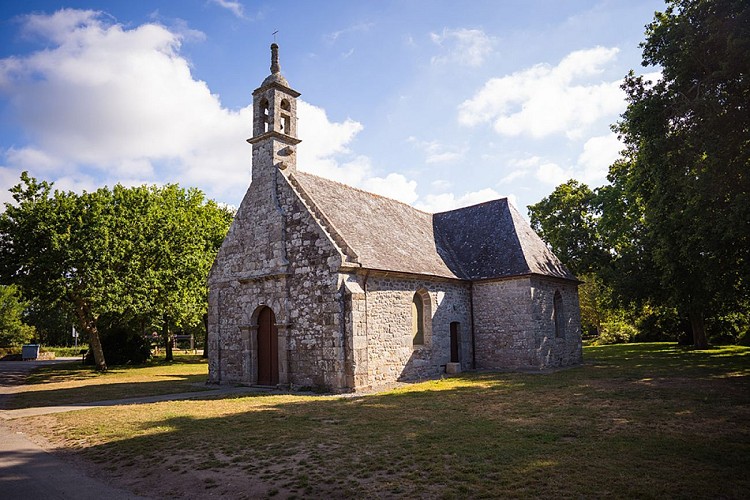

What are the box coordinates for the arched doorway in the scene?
[257,306,278,386]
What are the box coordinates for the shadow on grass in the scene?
[38,343,750,499]
[583,342,750,378]
[6,375,211,410]
[4,356,209,410]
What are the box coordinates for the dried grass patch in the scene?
[11,344,750,498]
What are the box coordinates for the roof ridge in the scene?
[506,201,577,280]
[432,220,468,279]
[286,173,360,265]
[506,201,534,275]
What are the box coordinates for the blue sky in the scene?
[0,0,664,214]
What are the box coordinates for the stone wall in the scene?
[356,274,473,388]
[529,276,583,368]
[472,277,538,369]
[207,157,291,385]
[472,276,582,370]
[208,162,350,390]
[277,175,347,391]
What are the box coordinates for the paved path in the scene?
[0,421,148,500]
[0,358,150,499]
[0,385,261,420]
[0,359,261,499]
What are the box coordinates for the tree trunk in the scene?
[163,314,173,362]
[689,307,709,349]
[73,299,107,371]
[87,324,108,371]
[202,313,209,359]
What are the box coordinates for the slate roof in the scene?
[433,199,576,281]
[291,170,576,282]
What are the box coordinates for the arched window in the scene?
[553,290,565,338]
[412,293,424,345]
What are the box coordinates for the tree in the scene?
[0,174,232,369]
[0,284,35,346]
[528,182,636,338]
[136,185,233,361]
[613,0,750,348]
[528,179,608,275]
[0,175,143,369]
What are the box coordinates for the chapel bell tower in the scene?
[247,43,301,183]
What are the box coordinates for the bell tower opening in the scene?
[280,99,291,134]
[258,98,270,134]
[247,43,302,183]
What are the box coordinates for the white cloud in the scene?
[19,8,105,44]
[535,162,571,186]
[362,173,418,205]
[297,101,363,178]
[502,133,622,190]
[458,46,623,139]
[209,0,245,19]
[497,155,543,184]
[430,28,494,68]
[416,187,501,213]
[0,10,255,200]
[0,10,510,214]
[0,10,400,207]
[325,22,374,43]
[296,102,418,204]
[431,179,452,191]
[500,155,571,187]
[407,136,466,164]
[577,133,622,183]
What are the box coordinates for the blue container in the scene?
[22,344,40,360]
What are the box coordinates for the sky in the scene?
[0,0,665,215]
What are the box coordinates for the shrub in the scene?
[0,285,36,347]
[707,311,750,345]
[593,320,638,345]
[633,306,683,342]
[85,326,151,365]
[41,345,89,357]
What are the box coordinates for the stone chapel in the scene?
[207,44,583,392]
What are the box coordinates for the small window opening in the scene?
[450,322,460,363]
[553,291,565,338]
[412,293,424,345]
[281,114,291,134]
[260,99,270,133]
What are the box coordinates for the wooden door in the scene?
[450,322,460,363]
[257,307,278,386]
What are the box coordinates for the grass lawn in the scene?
[14,343,750,499]
[5,355,210,409]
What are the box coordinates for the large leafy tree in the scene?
[613,0,749,348]
[528,179,607,276]
[528,181,637,337]
[0,174,232,369]
[138,185,233,361]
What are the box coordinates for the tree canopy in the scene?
[529,0,750,347]
[0,173,233,368]
[614,0,749,347]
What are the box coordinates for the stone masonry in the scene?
[207,45,583,393]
